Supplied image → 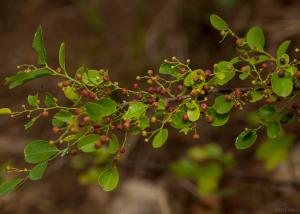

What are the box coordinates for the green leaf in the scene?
[98,167,119,191]
[24,140,59,163]
[82,69,103,86]
[207,108,229,127]
[213,61,235,85]
[32,26,47,65]
[52,110,74,127]
[184,70,198,86]
[152,128,168,148]
[59,43,66,71]
[86,98,117,121]
[170,110,192,129]
[0,178,23,197]
[271,73,293,97]
[212,95,233,114]
[249,90,263,103]
[139,115,150,130]
[63,86,79,102]
[235,129,257,150]
[28,162,48,181]
[24,115,40,130]
[187,102,200,122]
[27,95,38,107]
[258,105,276,121]
[239,73,249,80]
[44,92,57,107]
[157,99,167,110]
[210,14,229,31]
[267,121,281,139]
[256,135,293,170]
[5,68,52,89]
[276,40,291,58]
[108,134,120,154]
[77,134,100,153]
[123,101,147,120]
[246,26,265,50]
[0,108,12,115]
[159,63,180,78]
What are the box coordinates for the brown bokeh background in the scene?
[1,0,300,213]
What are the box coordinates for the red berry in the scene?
[200,103,208,111]
[176,96,183,102]
[41,111,49,117]
[100,135,109,143]
[179,67,185,74]
[148,87,155,94]
[182,114,189,122]
[70,149,77,156]
[90,92,97,99]
[63,81,69,87]
[123,120,130,129]
[81,89,89,97]
[116,123,123,130]
[278,70,285,78]
[121,88,128,95]
[103,76,110,82]
[205,69,212,77]
[52,127,60,134]
[177,84,183,92]
[133,83,139,89]
[295,71,300,79]
[94,141,102,149]
[151,102,158,107]
[75,74,82,80]
[234,88,242,98]
[225,95,232,101]
[103,116,111,124]
[75,108,81,115]
[119,146,126,154]
[93,124,101,129]
[279,57,286,65]
[168,106,174,112]
[206,115,213,123]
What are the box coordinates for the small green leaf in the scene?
[213,61,235,85]
[249,90,263,103]
[0,108,12,115]
[139,115,150,130]
[63,86,79,102]
[159,63,180,78]
[98,167,119,191]
[59,43,66,71]
[77,134,100,153]
[184,70,198,86]
[271,73,293,97]
[267,121,281,139]
[207,108,229,127]
[86,98,117,122]
[32,26,47,65]
[123,102,147,120]
[27,95,39,107]
[28,162,48,181]
[276,40,291,58]
[0,178,23,197]
[24,140,59,163]
[5,68,52,89]
[210,14,229,31]
[246,26,265,50]
[187,103,200,122]
[108,134,120,154]
[258,105,276,121]
[52,110,74,127]
[235,129,257,150]
[152,128,168,148]
[212,95,233,114]
[170,110,192,129]
[44,92,57,107]
[24,115,40,130]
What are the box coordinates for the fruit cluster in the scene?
[0,14,300,195]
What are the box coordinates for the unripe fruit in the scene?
[150,116,157,123]
[99,69,105,74]
[52,127,60,134]
[70,149,78,156]
[179,67,185,74]
[235,38,243,46]
[142,130,147,136]
[148,87,155,94]
[133,83,139,89]
[123,120,130,129]
[136,76,141,80]
[225,95,232,101]
[94,141,102,149]
[205,69,212,77]
[147,69,154,76]
[190,89,199,96]
[103,116,111,124]
[121,88,128,95]
[295,71,300,79]
[90,92,97,99]
[265,98,273,104]
[75,74,82,80]
[182,114,189,122]
[81,89,89,97]
[147,79,153,85]
[116,123,123,130]
[261,63,268,69]
[75,108,81,115]
[200,103,208,111]
[42,111,49,117]
[206,115,213,123]
[251,80,256,85]
[100,135,109,143]
[220,31,226,36]
[152,102,158,108]
[278,70,285,78]
[240,66,247,72]
[192,133,200,140]
[63,81,69,87]
[167,106,174,112]
[103,76,110,82]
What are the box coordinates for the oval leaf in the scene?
[271,73,293,97]
[235,129,257,150]
[0,178,23,197]
[24,140,59,163]
[212,95,233,114]
[152,128,168,148]
[28,162,48,181]
[210,14,229,31]
[0,108,12,115]
[246,26,265,50]
[98,167,119,191]
[267,121,281,139]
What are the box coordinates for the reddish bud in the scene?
[75,74,82,80]
[295,71,300,80]
[100,135,109,143]
[52,127,60,134]
[133,83,139,89]
[225,95,232,101]
[200,103,208,111]
[103,76,110,82]
[63,81,69,87]
[70,149,78,156]
[182,114,189,122]
[123,120,130,129]
[81,89,89,97]
[42,111,49,117]
[206,115,213,123]
[94,141,102,149]
[119,146,126,154]
[179,67,185,74]
[177,84,183,92]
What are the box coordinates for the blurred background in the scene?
[1,0,300,213]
